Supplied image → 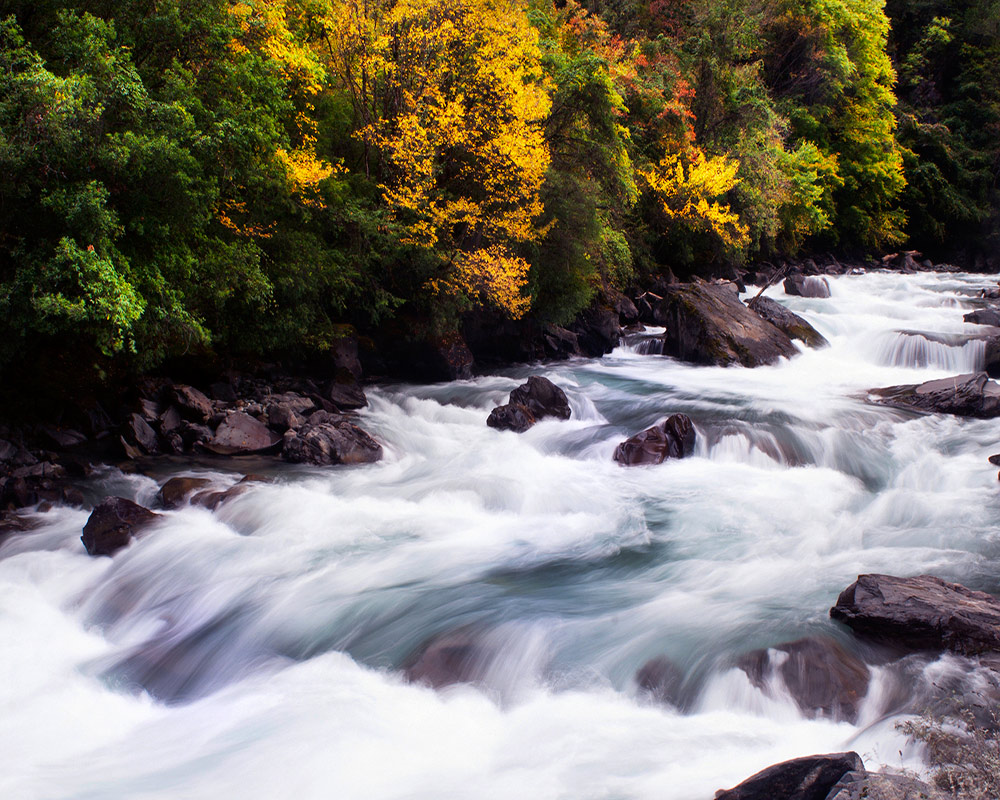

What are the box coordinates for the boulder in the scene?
[784,275,831,298]
[169,385,213,422]
[282,421,383,466]
[191,483,249,510]
[267,403,306,434]
[40,426,87,449]
[747,296,828,348]
[964,308,1000,326]
[210,382,238,403]
[830,574,1000,655]
[541,325,582,359]
[158,476,213,509]
[122,413,160,455]
[654,282,798,367]
[509,376,572,421]
[570,304,621,357]
[635,656,684,706]
[737,637,870,722]
[715,752,864,800]
[158,405,183,434]
[81,497,161,556]
[178,421,214,450]
[330,333,363,381]
[486,403,536,433]
[0,439,16,464]
[325,381,368,411]
[613,414,696,466]
[204,412,282,455]
[825,771,942,800]
[868,372,1000,418]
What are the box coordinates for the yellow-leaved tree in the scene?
[324,0,551,320]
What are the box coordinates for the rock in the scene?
[122,413,160,455]
[267,403,306,434]
[169,385,213,422]
[0,439,16,463]
[209,382,238,403]
[158,477,213,509]
[825,771,942,800]
[191,483,249,510]
[570,304,621,357]
[737,638,870,722]
[831,574,1000,655]
[178,421,213,450]
[747,297,828,348]
[137,398,162,421]
[655,282,798,367]
[2,477,37,509]
[325,381,368,411]
[486,403,536,433]
[282,421,382,465]
[509,376,571,421]
[81,497,161,556]
[635,656,684,706]
[868,372,1000,418]
[784,275,832,298]
[541,325,581,359]
[990,454,1000,466]
[964,308,1000,326]
[330,334,363,381]
[204,412,282,455]
[267,392,316,415]
[158,405,183,434]
[715,752,864,800]
[613,414,696,466]
[40,426,87,449]
[612,292,640,326]
[403,629,490,688]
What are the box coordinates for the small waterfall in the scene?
[870,330,986,371]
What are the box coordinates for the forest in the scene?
[1,0,998,392]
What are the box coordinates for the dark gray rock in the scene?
[486,403,536,433]
[747,297,828,348]
[123,413,160,455]
[81,497,161,556]
[655,282,798,367]
[169,385,213,422]
[158,405,183,434]
[205,412,282,455]
[509,376,571,421]
[178,421,213,450]
[868,372,1000,418]
[0,439,16,463]
[964,308,1000,326]
[570,305,621,357]
[325,381,368,411]
[267,403,306,433]
[403,629,491,688]
[40,426,87,449]
[737,637,870,722]
[831,574,1000,655]
[613,414,696,466]
[210,382,238,403]
[282,421,382,465]
[784,275,831,298]
[714,752,864,800]
[541,325,582,359]
[158,477,213,509]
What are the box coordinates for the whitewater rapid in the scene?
[3,271,1000,799]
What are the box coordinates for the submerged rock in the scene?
[868,371,1000,418]
[487,376,571,433]
[654,282,798,367]
[82,497,161,556]
[613,414,695,466]
[784,274,831,298]
[403,629,491,688]
[715,752,864,800]
[635,656,684,706]
[831,573,1000,655]
[747,296,828,348]
[737,637,870,722]
[282,420,382,465]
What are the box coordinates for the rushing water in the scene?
[4,271,1000,800]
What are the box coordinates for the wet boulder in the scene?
[737,637,870,722]
[282,420,382,465]
[487,376,571,433]
[747,296,828,348]
[157,477,213,509]
[570,304,621,357]
[82,497,161,556]
[868,372,1000,418]
[831,574,1000,656]
[613,414,696,466]
[267,403,306,434]
[654,282,798,367]
[486,403,536,433]
[784,275,831,298]
[325,381,368,411]
[403,629,492,688]
[635,656,684,706]
[121,413,160,456]
[204,412,282,455]
[964,308,1000,326]
[715,752,864,800]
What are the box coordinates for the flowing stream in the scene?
[3,271,1000,800]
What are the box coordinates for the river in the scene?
[2,270,999,799]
